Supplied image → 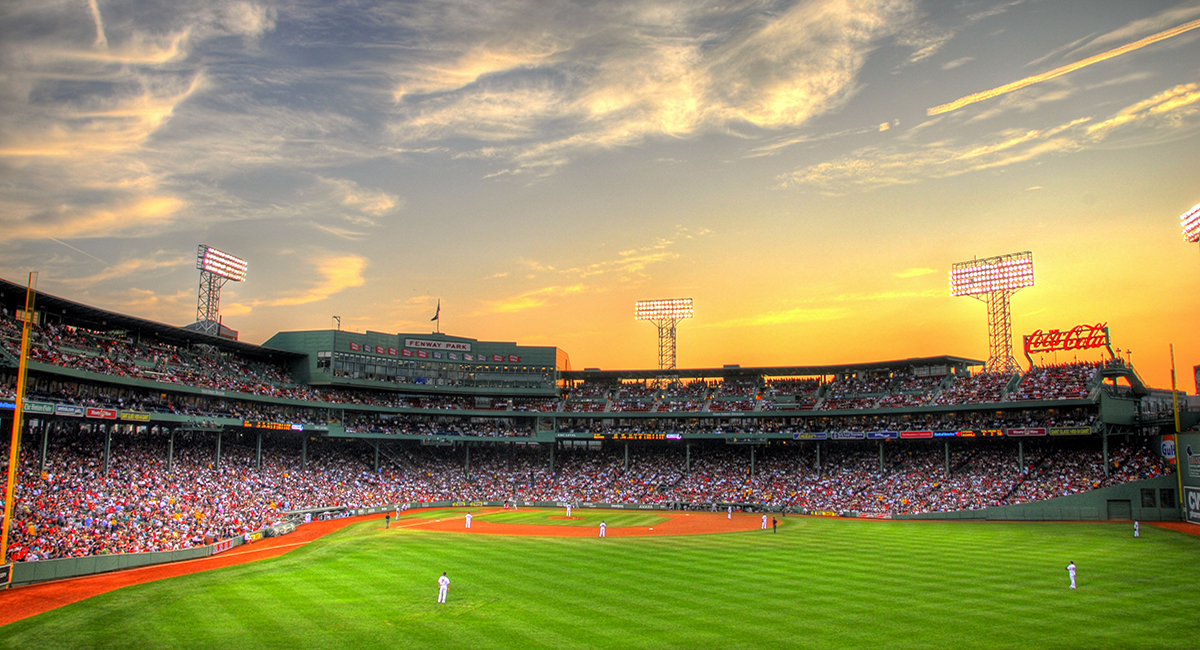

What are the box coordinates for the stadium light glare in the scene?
[1181,202,1200,243]
[950,252,1034,296]
[197,245,248,282]
[635,298,694,321]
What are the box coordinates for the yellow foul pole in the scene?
[1,272,37,567]
[1170,344,1184,510]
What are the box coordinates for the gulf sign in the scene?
[1024,323,1109,355]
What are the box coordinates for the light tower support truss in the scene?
[951,252,1034,374]
[635,298,694,377]
[195,245,248,337]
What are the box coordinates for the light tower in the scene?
[635,298,693,375]
[950,252,1034,374]
[1182,201,1200,245]
[195,245,248,337]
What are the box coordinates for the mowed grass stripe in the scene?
[1,516,1199,649]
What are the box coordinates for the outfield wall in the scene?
[892,475,1180,522]
[8,544,220,588]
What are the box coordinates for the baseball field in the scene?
[0,508,1197,649]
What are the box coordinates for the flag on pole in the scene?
[431,300,440,321]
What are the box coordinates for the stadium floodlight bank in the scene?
[950,252,1034,296]
[197,245,249,282]
[195,245,248,338]
[950,252,1034,375]
[635,298,693,378]
[635,298,694,321]
[1181,202,1200,243]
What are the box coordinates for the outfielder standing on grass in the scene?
[437,572,450,603]
[599,521,606,537]
[1066,561,1077,590]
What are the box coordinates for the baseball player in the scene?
[772,517,778,533]
[1134,521,1139,538]
[437,572,450,603]
[465,513,472,529]
[761,514,767,530]
[385,514,390,529]
[1066,561,1076,589]
[599,521,606,537]
[727,506,732,520]
[566,503,572,517]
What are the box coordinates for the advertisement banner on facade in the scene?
[831,431,865,440]
[1048,427,1091,436]
[1185,486,1200,525]
[120,411,152,422]
[1007,428,1048,437]
[23,401,56,414]
[792,432,828,440]
[55,404,85,417]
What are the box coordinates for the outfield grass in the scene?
[1,511,1198,649]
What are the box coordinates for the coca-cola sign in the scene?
[1024,323,1109,355]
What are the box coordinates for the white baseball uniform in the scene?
[1066,563,1076,589]
[438,574,450,603]
[566,504,572,517]
[727,506,732,520]
[465,513,472,529]
[1134,521,1139,538]
[761,514,767,529]
[599,522,606,537]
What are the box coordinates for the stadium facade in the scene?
[2,278,1198,528]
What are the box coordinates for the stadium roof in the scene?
[0,277,304,360]
[560,356,984,381]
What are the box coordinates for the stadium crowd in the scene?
[0,428,1167,562]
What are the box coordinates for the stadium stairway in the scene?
[1099,364,1150,396]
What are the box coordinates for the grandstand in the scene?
[0,277,1197,568]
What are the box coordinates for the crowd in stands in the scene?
[764,378,821,396]
[0,429,1167,562]
[1008,362,1098,401]
[931,372,1012,406]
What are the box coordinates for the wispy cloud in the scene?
[474,284,586,314]
[785,83,1200,191]
[388,0,917,174]
[61,252,189,288]
[267,254,367,306]
[893,267,936,278]
[928,16,1200,116]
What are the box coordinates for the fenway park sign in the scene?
[1023,323,1112,356]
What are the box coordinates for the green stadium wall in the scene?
[893,475,1181,522]
[9,544,219,588]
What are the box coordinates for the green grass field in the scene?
[1,509,1198,649]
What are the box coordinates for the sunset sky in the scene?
[1,0,1198,390]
